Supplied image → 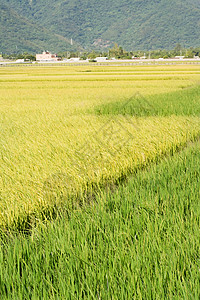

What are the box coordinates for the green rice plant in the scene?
[94,84,200,117]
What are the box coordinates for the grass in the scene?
[0,141,200,299]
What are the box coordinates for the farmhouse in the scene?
[36,51,60,61]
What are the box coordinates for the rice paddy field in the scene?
[0,64,200,299]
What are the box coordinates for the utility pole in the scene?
[71,38,73,46]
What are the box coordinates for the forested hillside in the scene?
[0,4,81,53]
[1,0,200,53]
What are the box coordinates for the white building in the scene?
[36,51,60,61]
[16,59,25,63]
[69,57,80,62]
[95,57,108,62]
[175,56,185,59]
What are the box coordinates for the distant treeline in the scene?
[2,44,200,61]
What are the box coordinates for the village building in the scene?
[174,56,185,59]
[36,51,60,61]
[95,57,108,62]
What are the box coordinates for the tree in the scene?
[88,51,97,59]
[174,43,182,55]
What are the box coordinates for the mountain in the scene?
[0,3,81,53]
[1,0,200,53]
